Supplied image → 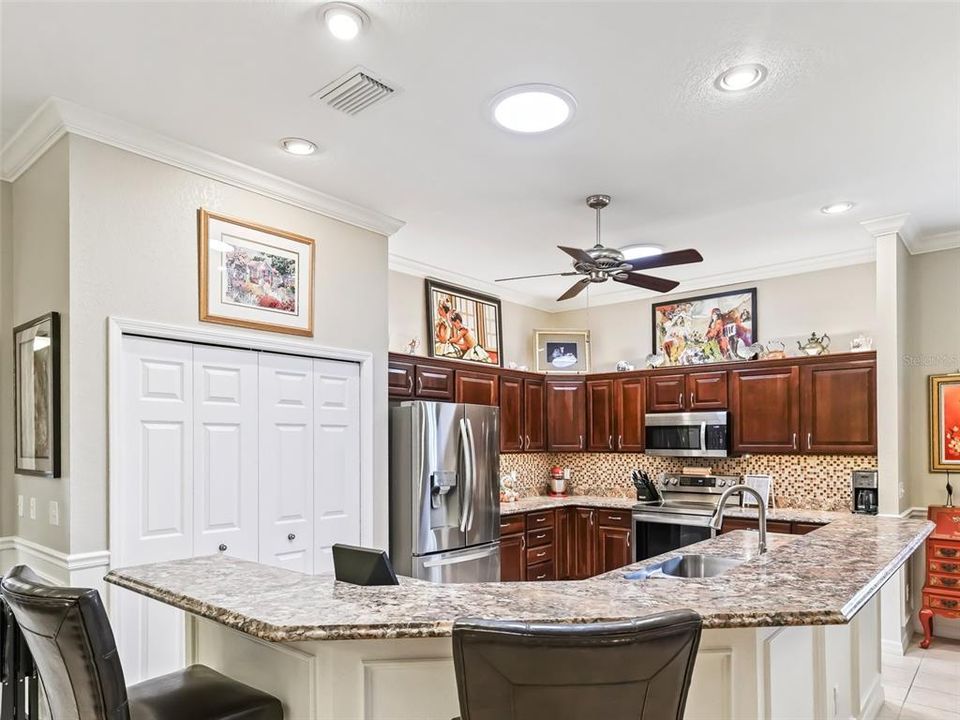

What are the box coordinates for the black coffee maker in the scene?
[852,470,879,514]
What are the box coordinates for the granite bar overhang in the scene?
[105,515,933,643]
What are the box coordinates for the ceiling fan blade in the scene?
[557,278,591,301]
[614,272,680,294]
[624,248,704,272]
[558,245,596,265]
[495,271,580,282]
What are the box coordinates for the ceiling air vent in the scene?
[312,66,398,116]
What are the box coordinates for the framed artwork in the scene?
[652,287,757,365]
[929,373,960,472]
[425,279,502,366]
[535,330,591,374]
[14,312,61,477]
[199,209,315,336]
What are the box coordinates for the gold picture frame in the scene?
[929,373,960,472]
[534,329,591,374]
[199,209,315,336]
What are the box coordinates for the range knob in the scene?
[670,478,679,486]
[718,479,726,487]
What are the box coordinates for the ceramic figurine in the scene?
[407,337,421,355]
[947,474,954,508]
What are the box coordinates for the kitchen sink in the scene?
[658,554,743,578]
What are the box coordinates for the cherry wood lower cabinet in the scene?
[500,506,633,582]
[719,517,820,535]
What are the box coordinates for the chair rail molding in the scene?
[0,536,111,588]
[0,97,405,237]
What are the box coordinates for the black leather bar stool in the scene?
[0,566,283,720]
[452,610,702,720]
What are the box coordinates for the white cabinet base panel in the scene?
[187,594,884,720]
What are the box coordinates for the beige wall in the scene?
[388,270,557,369]
[905,246,960,508]
[7,138,72,551]
[63,136,390,553]
[552,262,877,371]
[0,181,13,538]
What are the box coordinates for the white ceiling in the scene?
[3,1,959,311]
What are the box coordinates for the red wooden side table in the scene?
[919,505,960,648]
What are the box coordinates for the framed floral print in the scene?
[425,279,502,366]
[930,373,960,472]
[14,312,61,477]
[199,209,315,336]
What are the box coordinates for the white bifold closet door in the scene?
[114,336,360,683]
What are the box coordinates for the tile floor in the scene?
[880,635,960,719]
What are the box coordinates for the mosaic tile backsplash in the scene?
[499,453,878,511]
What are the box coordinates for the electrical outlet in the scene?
[48,500,59,526]
[29,497,37,520]
[17,495,23,517]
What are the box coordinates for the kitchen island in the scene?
[106,515,932,720]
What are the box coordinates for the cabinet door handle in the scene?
[590,511,595,526]
[690,392,694,408]
[521,535,526,550]
[618,434,623,450]
[525,435,530,450]
[287,533,296,541]
[407,375,414,394]
[792,432,798,450]
[519,433,523,448]
[218,544,227,552]
[678,392,684,408]
[807,432,812,450]
[579,434,583,449]
[608,435,613,450]
[417,376,423,394]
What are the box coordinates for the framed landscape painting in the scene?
[929,373,960,472]
[652,288,757,365]
[535,330,591,373]
[14,312,61,477]
[425,279,502,366]
[199,209,315,336]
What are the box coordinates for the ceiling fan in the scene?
[496,195,704,301]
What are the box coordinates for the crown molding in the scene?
[391,245,877,313]
[860,213,920,251]
[910,230,960,255]
[0,97,405,237]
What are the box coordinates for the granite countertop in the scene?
[106,515,932,643]
[500,494,849,525]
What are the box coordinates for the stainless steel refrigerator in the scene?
[390,401,500,583]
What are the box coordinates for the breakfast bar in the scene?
[106,515,933,720]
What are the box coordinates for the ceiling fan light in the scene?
[620,244,664,260]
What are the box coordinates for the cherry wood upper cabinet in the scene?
[686,371,728,410]
[614,377,646,452]
[414,364,455,401]
[730,366,801,453]
[646,374,686,412]
[523,378,547,452]
[499,376,524,453]
[801,360,877,454]
[546,378,586,451]
[586,380,615,451]
[455,369,499,406]
[388,359,415,397]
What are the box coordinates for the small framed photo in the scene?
[14,312,61,477]
[535,330,591,374]
[929,373,960,472]
[199,209,315,337]
[426,279,503,366]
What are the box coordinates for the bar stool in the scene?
[452,610,702,720]
[0,565,283,720]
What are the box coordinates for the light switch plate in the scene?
[17,495,23,517]
[49,500,59,526]
[29,497,37,520]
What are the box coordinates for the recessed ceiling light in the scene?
[491,84,576,133]
[620,244,664,260]
[279,137,318,156]
[320,2,368,41]
[821,201,856,215]
[715,63,768,92]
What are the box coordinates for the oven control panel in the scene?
[660,474,741,494]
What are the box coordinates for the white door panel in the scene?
[259,353,314,572]
[314,359,361,572]
[193,346,259,561]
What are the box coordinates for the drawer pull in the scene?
[940,563,959,573]
[536,573,547,580]
[500,523,509,528]
[941,599,958,609]
[535,551,546,558]
[535,533,546,540]
[939,548,959,558]
[536,517,547,523]
[939,577,959,587]
[607,515,622,521]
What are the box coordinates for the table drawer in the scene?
[527,561,555,582]
[499,515,525,536]
[924,591,960,615]
[527,526,554,548]
[930,506,960,540]
[930,559,960,575]
[526,510,555,530]
[929,542,960,560]
[597,510,631,527]
[526,543,554,566]
[928,573,960,590]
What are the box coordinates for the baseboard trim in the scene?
[0,536,111,586]
[859,675,885,720]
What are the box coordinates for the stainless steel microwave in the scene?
[644,411,730,458]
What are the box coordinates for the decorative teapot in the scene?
[797,332,831,356]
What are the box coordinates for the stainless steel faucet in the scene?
[709,484,768,554]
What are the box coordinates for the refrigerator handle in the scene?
[459,418,473,533]
[420,543,499,568]
[465,418,478,531]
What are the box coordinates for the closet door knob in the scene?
[218,544,227,552]
[287,533,296,541]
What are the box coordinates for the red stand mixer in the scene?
[549,466,569,496]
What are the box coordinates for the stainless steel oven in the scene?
[644,411,730,458]
[631,473,740,561]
